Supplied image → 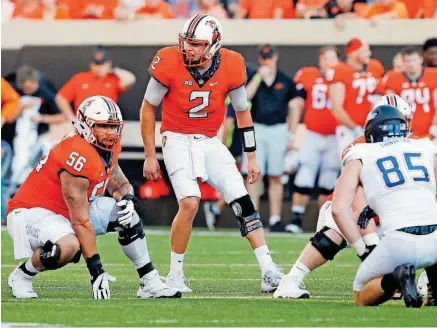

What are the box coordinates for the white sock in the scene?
[254,245,273,272]
[363,232,380,246]
[269,215,281,226]
[291,205,305,214]
[121,236,151,269]
[22,259,39,275]
[288,260,310,285]
[170,251,185,273]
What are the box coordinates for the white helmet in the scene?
[373,94,413,135]
[74,95,124,151]
[178,14,223,67]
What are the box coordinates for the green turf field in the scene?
[2,228,435,327]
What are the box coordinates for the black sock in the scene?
[137,262,155,278]
[19,262,37,277]
[381,273,400,295]
[292,213,302,227]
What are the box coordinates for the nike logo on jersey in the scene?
[210,82,219,86]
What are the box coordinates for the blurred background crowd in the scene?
[2,0,437,22]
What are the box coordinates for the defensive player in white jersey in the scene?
[332,104,437,307]
[273,94,413,299]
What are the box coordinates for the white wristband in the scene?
[351,238,366,256]
[429,125,437,138]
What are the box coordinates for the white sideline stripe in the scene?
[1,226,314,238]
[3,295,346,301]
[1,263,356,268]
[2,323,65,327]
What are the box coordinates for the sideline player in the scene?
[327,37,385,156]
[7,96,180,299]
[287,46,341,233]
[333,104,437,307]
[382,47,437,139]
[140,14,283,293]
[274,94,413,299]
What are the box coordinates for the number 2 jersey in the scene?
[149,46,246,137]
[343,137,437,232]
[7,133,121,219]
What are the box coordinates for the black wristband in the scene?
[238,126,256,152]
[86,254,104,277]
[122,194,137,204]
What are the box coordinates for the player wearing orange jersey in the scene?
[383,47,437,139]
[140,15,282,293]
[287,46,341,234]
[274,95,412,299]
[327,37,385,157]
[7,96,180,300]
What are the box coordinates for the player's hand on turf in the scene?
[116,194,137,228]
[86,254,116,299]
[143,157,161,180]
[358,206,376,229]
[247,156,261,184]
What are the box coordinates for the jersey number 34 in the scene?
[376,152,430,188]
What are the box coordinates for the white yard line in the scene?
[2,323,65,327]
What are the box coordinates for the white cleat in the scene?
[165,271,193,293]
[284,224,304,234]
[273,274,310,299]
[203,202,217,232]
[261,262,284,293]
[137,270,182,298]
[8,266,38,299]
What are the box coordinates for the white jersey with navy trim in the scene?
[343,137,437,233]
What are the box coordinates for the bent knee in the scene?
[179,197,200,217]
[57,234,80,264]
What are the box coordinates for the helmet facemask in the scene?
[178,35,212,67]
[77,108,124,152]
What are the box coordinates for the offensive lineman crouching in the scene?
[7,96,180,299]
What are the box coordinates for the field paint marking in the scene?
[2,295,347,302]
[2,323,65,327]
[1,263,356,268]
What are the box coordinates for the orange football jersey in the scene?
[7,133,121,219]
[383,68,437,137]
[294,67,338,135]
[326,59,385,127]
[149,46,246,137]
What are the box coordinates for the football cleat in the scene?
[284,223,303,234]
[8,266,38,299]
[417,271,429,297]
[393,264,422,308]
[269,221,286,232]
[137,270,181,298]
[165,271,193,293]
[261,262,284,293]
[273,274,310,299]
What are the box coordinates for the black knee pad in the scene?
[70,250,82,264]
[293,185,313,195]
[310,227,347,261]
[117,221,145,246]
[229,194,263,237]
[39,241,62,270]
[318,187,334,196]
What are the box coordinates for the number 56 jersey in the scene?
[149,46,246,137]
[343,137,437,233]
[7,133,121,219]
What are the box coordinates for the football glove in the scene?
[358,206,376,229]
[116,194,137,228]
[86,254,116,299]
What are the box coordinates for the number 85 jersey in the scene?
[343,137,437,232]
[149,46,246,137]
[7,133,121,220]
